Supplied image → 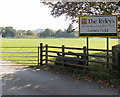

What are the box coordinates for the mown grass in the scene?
[0,38,119,65]
[1,38,118,48]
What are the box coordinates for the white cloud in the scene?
[0,0,71,30]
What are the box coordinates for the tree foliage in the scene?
[0,27,36,38]
[26,30,35,36]
[38,28,55,38]
[66,24,75,33]
[0,26,77,38]
[43,2,120,32]
[2,27,16,37]
[16,30,26,36]
[38,28,77,38]
[0,27,5,35]
[43,2,120,22]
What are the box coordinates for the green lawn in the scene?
[0,38,119,65]
[1,38,118,49]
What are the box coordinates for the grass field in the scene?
[1,38,119,49]
[0,38,119,65]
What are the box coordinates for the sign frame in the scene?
[78,14,118,37]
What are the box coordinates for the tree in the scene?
[15,30,27,38]
[43,2,120,32]
[16,30,26,36]
[62,29,76,38]
[66,24,75,33]
[55,29,63,37]
[2,27,16,37]
[0,27,5,35]
[44,28,54,37]
[26,30,35,36]
[37,31,46,38]
[37,28,55,38]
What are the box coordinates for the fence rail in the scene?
[0,47,37,48]
[39,43,120,73]
[0,43,119,73]
[0,52,37,53]
[0,47,39,65]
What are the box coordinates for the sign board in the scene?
[78,15,118,37]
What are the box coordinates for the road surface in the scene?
[0,59,119,95]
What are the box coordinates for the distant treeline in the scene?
[0,26,78,38]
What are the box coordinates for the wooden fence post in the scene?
[61,45,65,66]
[86,37,89,66]
[112,46,120,75]
[106,37,109,68]
[40,43,43,66]
[62,45,65,57]
[112,47,118,67]
[83,46,87,70]
[112,46,116,69]
[45,44,48,65]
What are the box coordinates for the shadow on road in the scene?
[2,67,119,95]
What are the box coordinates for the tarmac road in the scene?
[0,59,119,95]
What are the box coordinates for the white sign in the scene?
[79,15,118,37]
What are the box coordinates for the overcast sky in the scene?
[0,0,71,30]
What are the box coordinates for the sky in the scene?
[0,0,71,30]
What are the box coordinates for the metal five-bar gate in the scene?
[0,46,39,66]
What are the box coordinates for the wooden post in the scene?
[118,51,120,75]
[86,37,89,66]
[45,44,48,65]
[112,46,115,68]
[115,49,120,76]
[40,43,43,66]
[37,46,40,67]
[83,46,87,70]
[62,45,65,66]
[62,45,65,57]
[107,37,109,68]
[112,46,120,74]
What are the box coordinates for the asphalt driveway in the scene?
[0,59,119,95]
